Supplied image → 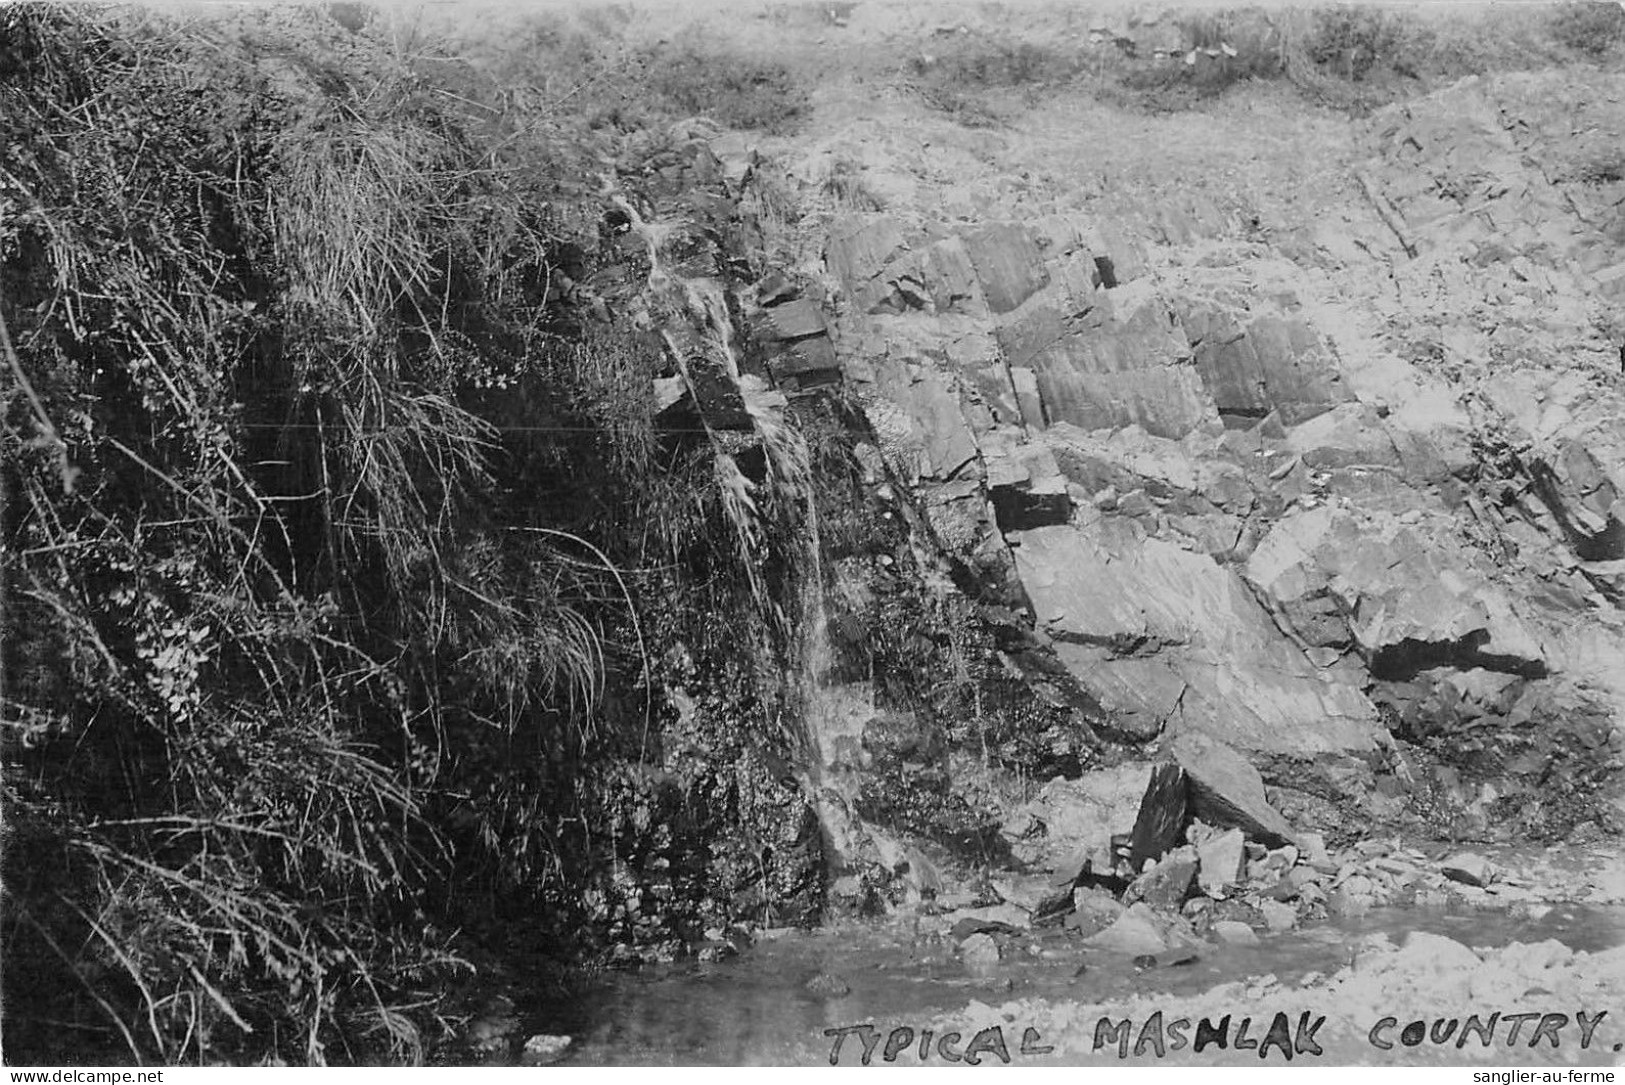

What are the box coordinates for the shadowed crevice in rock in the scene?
[1528,453,1625,563]
[1368,631,1552,683]
[1126,762,1188,869]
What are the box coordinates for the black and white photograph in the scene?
[2,0,1623,1068]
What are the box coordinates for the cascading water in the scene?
[615,173,884,894]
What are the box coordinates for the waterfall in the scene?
[614,171,876,894]
[795,477,834,772]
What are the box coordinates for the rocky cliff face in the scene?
[593,56,1625,933]
[682,66,1625,893]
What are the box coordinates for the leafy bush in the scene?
[3,2,835,1062]
[918,38,1075,88]
[1548,0,1625,57]
[0,2,578,1061]
[1305,4,1420,81]
[431,15,807,138]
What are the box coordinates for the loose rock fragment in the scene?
[1259,899,1298,933]
[805,972,852,997]
[520,1035,573,1066]
[1297,831,1333,869]
[1066,887,1125,935]
[1196,827,1247,897]
[1440,852,1495,887]
[1124,847,1199,910]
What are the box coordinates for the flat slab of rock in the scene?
[962,222,1049,314]
[1182,304,1349,426]
[766,334,840,384]
[919,236,985,315]
[992,873,1065,914]
[948,902,1031,933]
[826,214,907,295]
[1168,733,1297,846]
[1020,292,1216,439]
[755,297,827,341]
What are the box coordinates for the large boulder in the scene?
[1012,522,1379,752]
[1001,764,1151,872]
[1019,287,1218,439]
[1245,507,1548,677]
[1181,304,1350,427]
[752,296,841,387]
[962,222,1050,314]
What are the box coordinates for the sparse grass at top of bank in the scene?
[417,5,809,142]
[886,0,1625,120]
[394,0,1624,136]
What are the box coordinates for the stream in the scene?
[513,901,1625,1065]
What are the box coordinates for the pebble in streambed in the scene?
[805,971,851,998]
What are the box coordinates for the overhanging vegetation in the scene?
[1,3,816,1063]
